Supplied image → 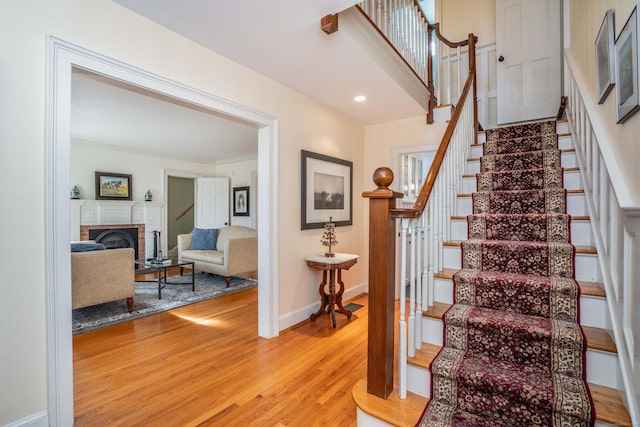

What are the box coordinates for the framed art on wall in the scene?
[596,9,615,104]
[95,172,132,200]
[301,150,352,230]
[233,186,250,216]
[615,5,640,123]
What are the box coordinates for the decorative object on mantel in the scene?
[95,171,132,201]
[144,190,153,201]
[71,185,80,199]
[321,216,338,257]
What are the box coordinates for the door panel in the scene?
[497,0,561,124]
[195,177,229,229]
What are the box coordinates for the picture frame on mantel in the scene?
[615,5,640,123]
[95,171,132,200]
[301,150,352,230]
[596,9,615,104]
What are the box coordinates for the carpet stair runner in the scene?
[417,120,596,426]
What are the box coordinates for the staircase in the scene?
[354,119,633,426]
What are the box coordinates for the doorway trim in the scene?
[45,36,280,426]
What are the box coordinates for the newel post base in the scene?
[362,167,403,399]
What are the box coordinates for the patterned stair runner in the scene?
[417,120,595,426]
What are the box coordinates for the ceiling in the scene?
[70,0,427,163]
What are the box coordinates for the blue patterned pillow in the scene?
[189,228,218,250]
[71,243,106,252]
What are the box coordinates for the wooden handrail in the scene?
[431,23,472,49]
[354,5,429,91]
[175,203,194,221]
[392,66,476,219]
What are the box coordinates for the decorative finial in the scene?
[373,167,394,189]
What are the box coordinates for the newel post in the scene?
[362,167,403,398]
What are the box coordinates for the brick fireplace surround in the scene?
[80,224,146,260]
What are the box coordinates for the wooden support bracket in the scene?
[321,14,339,35]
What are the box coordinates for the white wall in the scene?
[0,0,366,424]
[71,140,216,201]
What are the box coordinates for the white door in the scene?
[195,177,229,228]
[496,0,561,124]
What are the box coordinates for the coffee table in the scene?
[134,258,195,299]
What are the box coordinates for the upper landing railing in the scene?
[356,0,477,124]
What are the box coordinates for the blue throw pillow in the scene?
[71,243,106,252]
[189,228,218,250]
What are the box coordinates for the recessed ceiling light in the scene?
[354,95,367,102]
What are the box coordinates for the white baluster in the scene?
[416,215,424,350]
[399,218,409,399]
[408,219,416,358]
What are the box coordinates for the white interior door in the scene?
[195,177,229,228]
[496,0,561,124]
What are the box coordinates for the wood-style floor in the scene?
[73,286,368,426]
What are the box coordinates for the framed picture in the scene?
[615,5,640,123]
[596,9,615,104]
[233,186,250,216]
[301,150,352,230]
[95,172,132,200]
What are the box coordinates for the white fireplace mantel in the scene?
[70,199,166,258]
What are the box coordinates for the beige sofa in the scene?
[71,247,135,312]
[177,225,257,286]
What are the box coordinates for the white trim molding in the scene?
[564,48,640,425]
[45,36,280,426]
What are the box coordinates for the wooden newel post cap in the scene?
[373,167,393,189]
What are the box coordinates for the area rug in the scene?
[417,120,595,426]
[72,273,257,335]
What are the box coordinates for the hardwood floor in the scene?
[73,287,368,426]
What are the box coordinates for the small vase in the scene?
[70,186,80,199]
[145,190,153,201]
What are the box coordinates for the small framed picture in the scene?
[595,9,615,104]
[615,5,640,123]
[95,172,132,200]
[301,150,353,230]
[233,186,250,216]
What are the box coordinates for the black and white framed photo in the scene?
[596,9,615,104]
[615,5,640,123]
[233,186,250,216]
[301,150,352,230]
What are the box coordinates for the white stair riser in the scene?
[450,218,592,246]
[356,408,395,427]
[466,150,577,175]
[457,192,588,217]
[431,278,608,328]
[461,169,582,194]
[557,122,569,134]
[468,134,573,159]
[406,349,618,398]
[442,245,600,282]
[419,316,618,388]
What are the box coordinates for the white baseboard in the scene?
[278,282,368,331]
[4,411,48,427]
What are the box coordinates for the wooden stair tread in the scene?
[444,240,596,254]
[405,346,631,426]
[423,302,613,353]
[408,343,440,369]
[590,383,633,426]
[582,325,617,353]
[436,268,604,298]
[436,269,604,297]
[451,215,590,221]
[352,378,426,427]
